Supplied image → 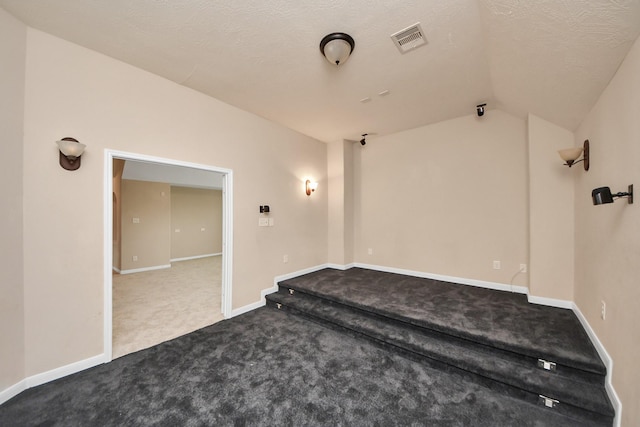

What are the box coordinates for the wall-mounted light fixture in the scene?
[320,33,355,66]
[592,185,633,205]
[360,134,367,146]
[305,180,318,196]
[56,137,86,171]
[558,139,589,171]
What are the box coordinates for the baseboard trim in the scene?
[0,353,106,405]
[572,304,621,427]
[0,379,26,405]
[326,262,356,270]
[170,253,221,262]
[229,300,265,318]
[25,354,106,389]
[229,264,334,319]
[353,262,529,295]
[527,294,573,309]
[118,264,171,275]
[112,266,121,273]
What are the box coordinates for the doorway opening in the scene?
[104,149,233,361]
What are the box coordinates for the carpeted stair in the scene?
[265,268,614,426]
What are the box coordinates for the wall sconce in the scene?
[319,33,355,66]
[305,180,318,196]
[56,137,86,171]
[558,139,589,171]
[592,185,633,205]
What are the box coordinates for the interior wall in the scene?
[527,114,575,301]
[170,187,222,260]
[120,180,171,271]
[354,110,529,286]
[573,35,640,427]
[0,7,26,391]
[21,28,327,377]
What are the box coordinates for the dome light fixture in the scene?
[320,33,355,66]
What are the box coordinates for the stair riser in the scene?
[275,285,606,383]
[266,299,613,426]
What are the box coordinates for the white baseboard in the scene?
[326,262,356,270]
[0,353,106,405]
[0,379,26,405]
[118,264,171,275]
[572,304,621,427]
[527,294,573,309]
[25,354,106,389]
[112,266,121,273]
[229,264,334,319]
[229,300,265,318]
[170,253,221,262]
[353,262,529,295]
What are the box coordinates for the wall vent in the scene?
[391,23,427,54]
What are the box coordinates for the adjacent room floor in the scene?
[112,256,224,358]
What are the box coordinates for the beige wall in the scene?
[354,110,529,286]
[21,29,327,377]
[171,187,222,260]
[327,140,355,265]
[574,35,640,426]
[0,7,26,391]
[120,180,172,271]
[527,114,575,300]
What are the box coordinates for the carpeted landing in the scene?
[266,267,614,426]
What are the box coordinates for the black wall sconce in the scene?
[56,137,86,171]
[558,139,589,171]
[592,185,633,205]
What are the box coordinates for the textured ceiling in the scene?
[1,0,639,142]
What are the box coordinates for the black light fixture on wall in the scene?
[592,185,633,205]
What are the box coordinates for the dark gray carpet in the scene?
[279,268,604,374]
[0,308,602,426]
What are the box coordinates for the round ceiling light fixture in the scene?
[320,32,355,66]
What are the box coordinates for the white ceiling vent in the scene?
[391,23,427,54]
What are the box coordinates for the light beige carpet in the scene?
[112,256,224,359]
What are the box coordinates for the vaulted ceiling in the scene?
[2,0,639,143]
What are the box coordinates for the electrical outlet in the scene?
[520,263,527,273]
[493,260,501,270]
[283,254,289,263]
[368,248,373,255]
[132,255,138,262]
[601,301,606,320]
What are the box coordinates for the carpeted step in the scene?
[277,268,606,377]
[265,290,614,425]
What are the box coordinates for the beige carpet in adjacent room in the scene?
[112,256,224,359]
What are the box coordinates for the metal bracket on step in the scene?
[537,359,557,371]
[276,303,282,309]
[538,395,559,408]
[288,288,295,295]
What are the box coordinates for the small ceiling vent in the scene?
[391,23,427,54]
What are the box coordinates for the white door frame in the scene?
[103,149,233,361]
